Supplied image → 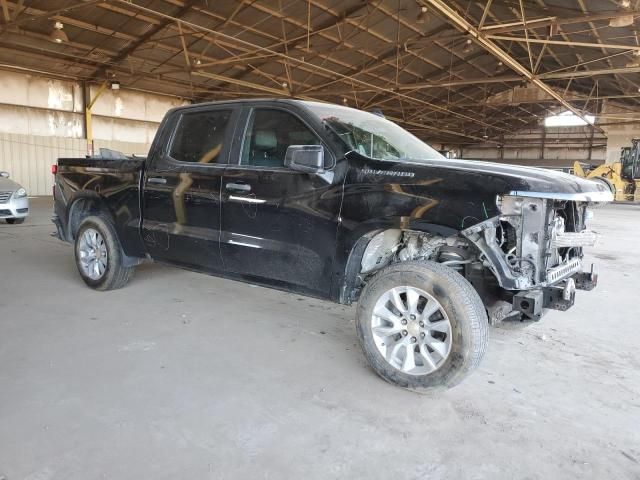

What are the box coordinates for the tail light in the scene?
[51,164,58,174]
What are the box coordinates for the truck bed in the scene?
[58,156,146,171]
[54,156,147,258]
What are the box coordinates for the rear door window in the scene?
[169,109,232,164]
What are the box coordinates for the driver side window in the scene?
[240,109,319,168]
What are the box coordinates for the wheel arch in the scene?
[336,221,460,305]
[66,193,115,241]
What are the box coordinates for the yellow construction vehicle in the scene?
[573,138,640,201]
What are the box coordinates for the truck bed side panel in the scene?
[54,158,146,258]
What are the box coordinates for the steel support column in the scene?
[85,81,109,156]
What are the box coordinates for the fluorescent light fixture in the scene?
[626,50,640,68]
[417,6,428,24]
[609,14,634,27]
[544,111,595,127]
[50,21,68,43]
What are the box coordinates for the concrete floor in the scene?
[1,197,639,480]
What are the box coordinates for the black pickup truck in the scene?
[52,99,612,391]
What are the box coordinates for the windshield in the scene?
[304,102,444,162]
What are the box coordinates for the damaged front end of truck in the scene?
[353,187,612,325]
[460,192,608,323]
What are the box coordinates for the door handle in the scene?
[147,177,167,184]
[225,182,251,192]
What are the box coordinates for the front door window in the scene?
[240,109,319,168]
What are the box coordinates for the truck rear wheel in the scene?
[356,261,488,392]
[74,215,134,291]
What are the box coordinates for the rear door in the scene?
[142,105,240,272]
[219,106,341,298]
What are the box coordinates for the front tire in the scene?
[74,215,134,290]
[356,261,488,392]
[6,218,25,224]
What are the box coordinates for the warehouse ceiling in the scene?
[0,0,639,144]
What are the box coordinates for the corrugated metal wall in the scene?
[0,132,150,196]
[0,68,184,195]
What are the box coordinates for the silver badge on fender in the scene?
[362,169,415,177]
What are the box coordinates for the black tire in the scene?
[6,217,25,224]
[74,215,134,291]
[356,260,488,392]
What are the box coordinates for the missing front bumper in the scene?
[512,268,597,320]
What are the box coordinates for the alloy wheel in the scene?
[371,286,452,375]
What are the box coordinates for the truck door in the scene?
[220,107,341,298]
[142,105,240,272]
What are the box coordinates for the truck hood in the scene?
[347,152,613,202]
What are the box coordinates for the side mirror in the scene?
[284,145,324,174]
[0,171,9,178]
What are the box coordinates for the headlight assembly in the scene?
[14,187,27,198]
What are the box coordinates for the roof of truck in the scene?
[171,98,320,111]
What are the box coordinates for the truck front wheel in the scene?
[356,261,488,392]
[74,215,134,291]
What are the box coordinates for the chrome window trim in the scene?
[508,190,614,202]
